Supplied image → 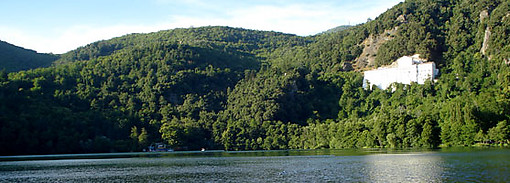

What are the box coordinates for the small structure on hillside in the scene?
[363,54,439,90]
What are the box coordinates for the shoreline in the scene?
[2,147,507,162]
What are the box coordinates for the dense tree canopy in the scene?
[1,0,509,155]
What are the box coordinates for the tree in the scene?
[386,133,397,148]
[160,119,183,148]
[488,120,509,144]
[138,128,149,148]
[421,119,440,148]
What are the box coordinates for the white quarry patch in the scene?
[363,54,439,90]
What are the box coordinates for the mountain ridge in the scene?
[0,40,59,72]
[0,0,509,155]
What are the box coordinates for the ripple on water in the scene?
[1,149,509,182]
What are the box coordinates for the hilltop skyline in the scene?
[0,0,403,54]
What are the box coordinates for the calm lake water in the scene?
[1,148,509,182]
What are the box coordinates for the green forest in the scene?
[0,40,58,72]
[1,0,509,155]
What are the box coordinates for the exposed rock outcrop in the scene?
[480,10,489,22]
[397,14,407,23]
[353,27,399,69]
[481,26,491,56]
[480,10,491,56]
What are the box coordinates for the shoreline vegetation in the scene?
[1,0,509,156]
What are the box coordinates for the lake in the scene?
[1,148,509,182]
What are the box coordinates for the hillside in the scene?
[0,0,509,155]
[321,25,354,34]
[0,40,59,72]
[55,26,311,64]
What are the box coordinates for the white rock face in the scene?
[363,54,439,90]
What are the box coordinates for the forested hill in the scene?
[0,40,59,72]
[1,0,509,155]
[55,26,310,65]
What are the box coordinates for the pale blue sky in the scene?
[0,0,403,54]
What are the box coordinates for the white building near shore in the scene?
[363,54,439,90]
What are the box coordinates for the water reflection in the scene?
[1,148,509,182]
[363,153,444,182]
